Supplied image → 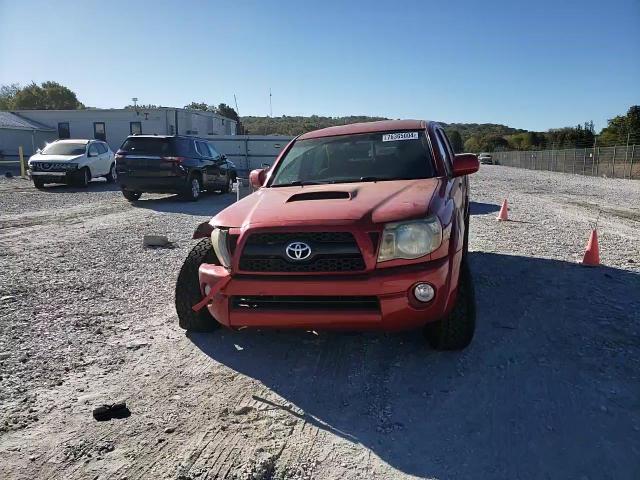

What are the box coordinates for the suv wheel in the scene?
[175,238,221,332]
[221,175,232,194]
[33,179,45,189]
[424,259,476,350]
[105,163,117,183]
[75,168,90,188]
[122,190,142,202]
[182,175,201,202]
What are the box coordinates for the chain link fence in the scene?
[491,145,638,180]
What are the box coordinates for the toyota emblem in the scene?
[285,241,312,261]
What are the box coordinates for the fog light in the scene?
[413,283,435,303]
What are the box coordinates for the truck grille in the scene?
[231,295,379,311]
[238,232,365,273]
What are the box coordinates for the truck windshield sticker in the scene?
[382,132,419,142]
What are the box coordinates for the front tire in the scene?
[220,175,232,194]
[74,168,90,188]
[105,163,117,183]
[175,238,220,332]
[182,175,202,202]
[122,190,142,202]
[33,179,45,189]
[424,259,476,350]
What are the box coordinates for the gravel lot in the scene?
[1,166,639,480]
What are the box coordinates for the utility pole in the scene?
[269,88,273,117]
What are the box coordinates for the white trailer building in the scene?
[0,107,237,155]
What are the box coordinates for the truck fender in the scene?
[192,221,214,239]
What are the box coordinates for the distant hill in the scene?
[241,115,529,151]
[240,115,388,136]
[239,114,618,152]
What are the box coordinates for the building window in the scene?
[130,122,142,135]
[58,122,70,139]
[93,122,106,141]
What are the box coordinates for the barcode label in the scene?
[382,132,419,142]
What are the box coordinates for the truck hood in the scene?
[212,178,441,228]
[29,154,84,163]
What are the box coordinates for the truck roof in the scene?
[298,119,429,140]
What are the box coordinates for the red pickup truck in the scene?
[175,120,480,350]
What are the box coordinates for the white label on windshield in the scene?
[382,132,419,142]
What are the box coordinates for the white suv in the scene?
[28,139,116,188]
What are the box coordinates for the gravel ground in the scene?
[0,166,638,480]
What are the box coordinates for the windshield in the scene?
[41,142,87,156]
[120,137,174,155]
[269,131,435,186]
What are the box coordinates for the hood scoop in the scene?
[287,191,351,202]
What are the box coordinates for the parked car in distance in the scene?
[115,135,236,202]
[28,139,116,188]
[175,120,480,350]
[478,153,493,164]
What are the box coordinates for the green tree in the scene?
[0,83,20,109]
[124,104,159,109]
[448,130,464,153]
[599,106,640,145]
[184,101,210,111]
[479,135,510,152]
[8,81,83,110]
[464,136,481,152]
[215,103,239,122]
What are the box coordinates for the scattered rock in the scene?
[93,402,131,421]
[164,426,176,434]
[233,405,253,415]
[142,235,174,248]
[126,340,149,350]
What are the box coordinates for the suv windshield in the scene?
[41,142,87,156]
[120,137,173,155]
[269,131,435,186]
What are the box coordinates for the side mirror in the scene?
[249,168,267,189]
[35,148,42,154]
[452,153,480,177]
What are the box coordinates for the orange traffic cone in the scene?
[582,229,600,266]
[497,199,509,221]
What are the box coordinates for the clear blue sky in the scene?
[1,0,638,131]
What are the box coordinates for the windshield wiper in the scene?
[271,180,327,188]
[330,176,388,184]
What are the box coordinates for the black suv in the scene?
[115,135,236,202]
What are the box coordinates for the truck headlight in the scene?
[377,217,442,262]
[211,227,232,268]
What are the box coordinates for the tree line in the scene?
[1,81,637,152]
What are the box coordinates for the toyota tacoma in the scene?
[175,120,480,350]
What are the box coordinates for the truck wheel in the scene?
[175,238,220,332]
[424,259,476,350]
[182,175,201,202]
[33,179,45,189]
[122,190,142,202]
[462,207,470,257]
[105,163,117,183]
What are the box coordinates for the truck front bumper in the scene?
[197,254,459,331]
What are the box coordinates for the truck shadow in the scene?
[132,192,236,216]
[189,252,639,478]
[470,201,500,215]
